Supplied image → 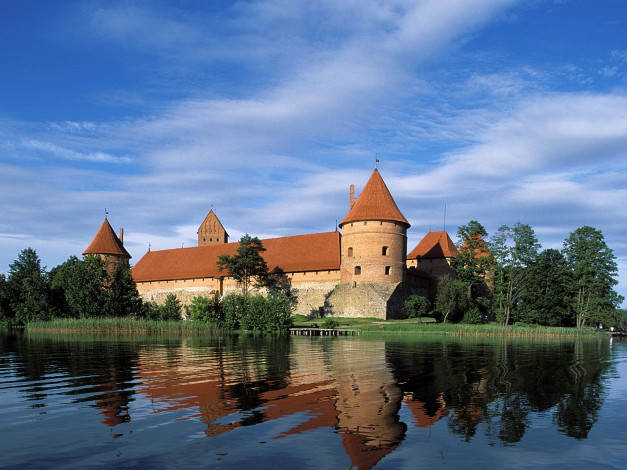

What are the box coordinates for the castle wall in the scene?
[324,282,406,320]
[340,221,407,284]
[136,269,342,317]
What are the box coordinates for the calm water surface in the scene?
[1,331,627,469]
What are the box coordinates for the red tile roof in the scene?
[339,169,409,227]
[132,231,341,282]
[83,219,131,259]
[407,231,458,260]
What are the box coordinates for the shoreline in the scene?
[6,317,608,338]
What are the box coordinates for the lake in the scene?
[1,330,627,469]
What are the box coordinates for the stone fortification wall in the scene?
[288,281,339,318]
[324,282,406,320]
[140,286,218,306]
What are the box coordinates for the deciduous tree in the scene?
[562,226,622,328]
[452,220,495,298]
[517,249,573,326]
[8,248,51,323]
[489,222,541,326]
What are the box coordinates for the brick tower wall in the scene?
[340,221,407,285]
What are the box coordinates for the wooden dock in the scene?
[289,327,360,336]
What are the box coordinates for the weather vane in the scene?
[105,208,108,220]
[375,155,380,170]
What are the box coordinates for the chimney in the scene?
[350,184,355,209]
[119,228,124,245]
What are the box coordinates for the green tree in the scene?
[562,226,622,328]
[217,234,273,296]
[106,259,143,317]
[0,273,12,324]
[517,249,574,326]
[159,293,182,321]
[489,223,541,326]
[452,220,495,298]
[49,256,79,317]
[240,292,293,333]
[404,295,431,320]
[434,276,471,323]
[188,293,223,323]
[8,248,51,324]
[60,254,109,318]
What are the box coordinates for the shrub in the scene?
[322,317,338,329]
[239,292,293,333]
[461,306,483,324]
[404,295,431,319]
[142,301,162,320]
[188,293,222,323]
[160,293,182,321]
[221,292,246,330]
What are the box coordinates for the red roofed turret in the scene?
[339,169,408,285]
[339,169,409,228]
[84,218,131,259]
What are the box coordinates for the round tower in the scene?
[339,169,410,285]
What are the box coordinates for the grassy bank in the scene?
[25,317,222,334]
[292,316,605,338]
[20,316,607,338]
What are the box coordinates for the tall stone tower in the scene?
[197,210,229,246]
[338,169,410,285]
[83,218,131,273]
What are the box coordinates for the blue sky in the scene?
[1,0,626,304]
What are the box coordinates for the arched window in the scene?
[382,246,389,256]
[385,266,391,275]
[348,247,353,257]
[354,266,361,275]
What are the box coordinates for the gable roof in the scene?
[132,231,341,282]
[339,169,409,227]
[407,231,458,260]
[83,219,131,259]
[198,209,229,237]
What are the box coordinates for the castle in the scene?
[85,169,458,319]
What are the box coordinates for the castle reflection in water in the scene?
[87,335,610,469]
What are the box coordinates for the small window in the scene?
[385,266,391,275]
[364,221,367,225]
[348,247,353,257]
[382,246,389,256]
[354,266,361,275]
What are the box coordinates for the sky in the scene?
[1,0,626,304]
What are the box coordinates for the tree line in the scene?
[409,222,625,328]
[0,249,182,326]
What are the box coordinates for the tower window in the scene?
[348,247,353,257]
[382,246,389,256]
[385,266,391,275]
[354,266,361,275]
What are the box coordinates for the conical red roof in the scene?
[83,219,131,259]
[339,169,409,227]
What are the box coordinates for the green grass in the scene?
[292,316,604,337]
[26,317,224,334]
[21,316,607,338]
